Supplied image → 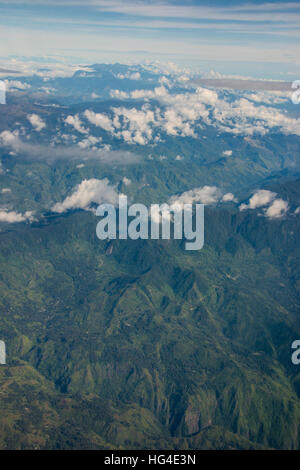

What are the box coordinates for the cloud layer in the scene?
[0,130,139,164]
[74,85,300,146]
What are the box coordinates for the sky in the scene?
[0,0,300,78]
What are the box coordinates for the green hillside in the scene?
[0,193,299,449]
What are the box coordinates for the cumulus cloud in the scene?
[264,199,289,219]
[213,97,300,136]
[239,189,289,218]
[222,192,237,202]
[110,85,168,101]
[39,86,57,95]
[147,184,235,225]
[106,86,218,143]
[4,80,31,91]
[106,83,300,143]
[116,71,141,80]
[239,189,277,211]
[87,86,215,144]
[109,89,129,100]
[27,114,46,132]
[51,178,119,213]
[113,105,156,144]
[0,130,19,147]
[65,114,88,134]
[169,185,221,209]
[84,110,115,133]
[141,61,188,77]
[77,135,102,149]
[0,210,35,223]
[244,91,290,105]
[122,177,131,186]
[159,76,172,88]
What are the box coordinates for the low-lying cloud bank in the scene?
[0,130,140,164]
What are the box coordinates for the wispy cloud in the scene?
[0,130,140,164]
[0,1,299,74]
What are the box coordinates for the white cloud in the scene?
[108,86,221,142]
[222,150,232,156]
[159,76,172,87]
[245,91,290,105]
[110,85,168,101]
[92,1,300,23]
[27,114,46,132]
[239,189,289,218]
[264,199,289,219]
[130,72,141,80]
[5,77,291,152]
[110,89,129,100]
[109,84,300,142]
[213,97,300,136]
[150,184,233,224]
[0,210,35,223]
[112,105,156,144]
[4,79,31,91]
[65,114,88,134]
[122,177,131,186]
[116,71,141,80]
[239,189,277,211]
[169,185,221,209]
[222,192,237,202]
[39,86,57,94]
[84,109,115,133]
[104,86,217,144]
[77,135,102,149]
[0,59,94,79]
[0,130,18,147]
[51,178,119,213]
[0,130,138,164]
